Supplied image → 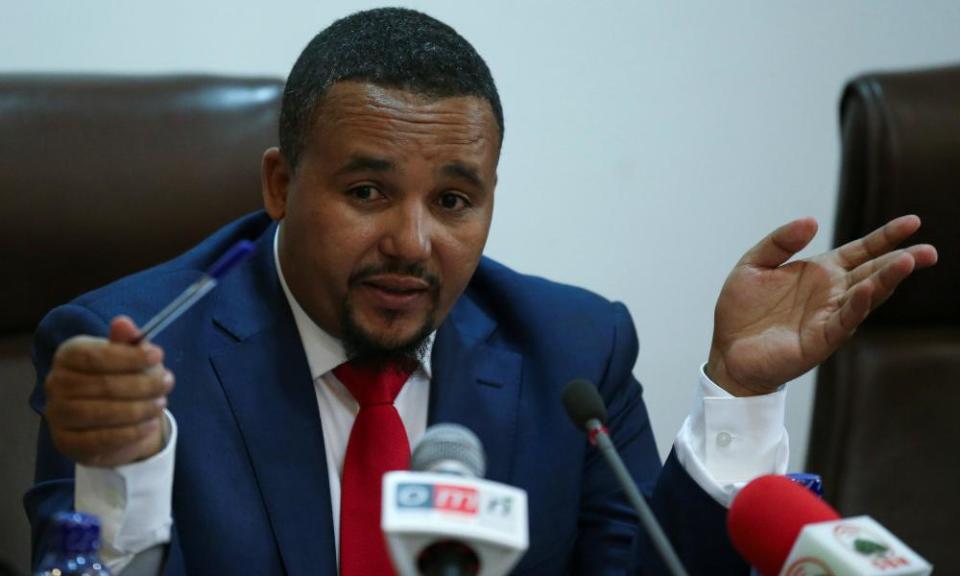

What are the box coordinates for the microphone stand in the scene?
[586,419,689,576]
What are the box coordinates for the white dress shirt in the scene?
[273,231,432,566]
[75,225,788,573]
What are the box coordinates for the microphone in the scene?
[561,379,689,576]
[382,423,529,576]
[728,475,932,575]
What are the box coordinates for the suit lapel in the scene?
[208,225,338,575]
[428,293,523,483]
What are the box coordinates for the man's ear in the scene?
[261,147,291,220]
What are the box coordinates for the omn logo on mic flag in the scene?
[396,483,479,515]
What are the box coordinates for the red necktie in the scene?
[334,360,415,576]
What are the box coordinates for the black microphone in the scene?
[561,379,689,576]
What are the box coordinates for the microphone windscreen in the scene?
[561,379,607,429]
[411,423,486,478]
[728,474,841,576]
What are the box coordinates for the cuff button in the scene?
[716,431,733,447]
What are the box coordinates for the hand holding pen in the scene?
[42,241,254,467]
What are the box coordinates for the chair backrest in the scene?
[807,64,960,570]
[0,74,283,573]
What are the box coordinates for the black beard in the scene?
[339,259,440,368]
[339,303,434,369]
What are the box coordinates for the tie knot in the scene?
[333,359,415,407]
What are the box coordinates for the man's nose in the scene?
[379,202,432,262]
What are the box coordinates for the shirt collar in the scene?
[273,223,434,381]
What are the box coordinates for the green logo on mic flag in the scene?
[853,538,889,556]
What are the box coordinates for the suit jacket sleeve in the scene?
[575,302,748,575]
[25,303,109,568]
[26,303,190,575]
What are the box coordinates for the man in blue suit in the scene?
[28,8,936,575]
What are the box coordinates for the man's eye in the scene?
[347,185,383,201]
[438,192,470,211]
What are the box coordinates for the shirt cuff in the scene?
[674,364,789,507]
[75,410,177,572]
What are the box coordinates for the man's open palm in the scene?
[707,215,938,396]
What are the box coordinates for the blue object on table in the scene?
[786,472,823,498]
[35,512,110,576]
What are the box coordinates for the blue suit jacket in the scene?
[27,212,747,574]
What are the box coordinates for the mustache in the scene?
[348,261,440,289]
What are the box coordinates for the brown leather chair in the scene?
[0,74,283,573]
[807,64,960,570]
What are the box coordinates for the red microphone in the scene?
[728,475,839,576]
[728,475,931,576]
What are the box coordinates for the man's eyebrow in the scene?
[335,155,394,176]
[441,162,485,189]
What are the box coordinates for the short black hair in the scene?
[278,7,504,171]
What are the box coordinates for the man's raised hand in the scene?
[706,215,937,397]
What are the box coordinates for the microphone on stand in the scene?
[382,424,529,576]
[728,474,932,575]
[561,379,690,576]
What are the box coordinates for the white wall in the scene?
[4,1,958,470]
